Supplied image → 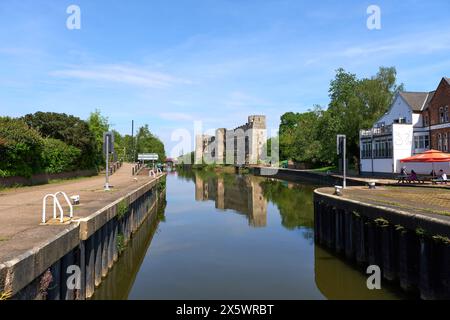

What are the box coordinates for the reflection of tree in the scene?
[260,179,315,230]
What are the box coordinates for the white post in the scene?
[337,134,347,189]
[105,135,110,191]
[343,136,347,189]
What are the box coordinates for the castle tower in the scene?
[215,128,226,164]
[247,115,267,165]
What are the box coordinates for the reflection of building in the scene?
[195,115,267,165]
[194,174,267,227]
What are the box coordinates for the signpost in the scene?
[103,132,115,191]
[337,134,347,189]
[138,153,159,161]
[138,153,159,170]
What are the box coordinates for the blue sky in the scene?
[1,0,450,155]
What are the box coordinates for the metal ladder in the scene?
[42,191,73,224]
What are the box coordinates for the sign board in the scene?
[336,134,345,155]
[103,132,115,154]
[138,153,158,161]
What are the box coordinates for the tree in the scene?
[279,112,301,161]
[87,109,110,165]
[41,138,81,174]
[278,66,402,169]
[0,117,44,177]
[135,125,166,162]
[22,112,97,169]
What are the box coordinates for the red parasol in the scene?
[400,149,450,163]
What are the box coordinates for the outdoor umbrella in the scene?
[400,149,450,173]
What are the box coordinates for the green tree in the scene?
[87,109,110,165]
[0,117,44,177]
[278,66,402,169]
[22,112,97,169]
[41,138,81,174]
[135,125,166,162]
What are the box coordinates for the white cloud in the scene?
[50,64,190,89]
[159,112,194,121]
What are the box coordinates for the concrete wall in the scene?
[1,175,166,300]
[393,124,414,173]
[0,169,97,188]
[314,190,450,299]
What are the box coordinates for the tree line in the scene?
[0,110,165,178]
[279,67,403,170]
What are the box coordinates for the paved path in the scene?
[319,186,450,217]
[0,163,154,263]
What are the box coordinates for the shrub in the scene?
[41,138,81,174]
[22,112,97,169]
[0,117,44,177]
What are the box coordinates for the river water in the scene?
[93,170,406,300]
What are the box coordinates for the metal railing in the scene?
[42,191,73,224]
[360,125,393,138]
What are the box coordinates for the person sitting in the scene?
[400,167,407,176]
[430,170,437,178]
[407,170,418,183]
[433,170,448,184]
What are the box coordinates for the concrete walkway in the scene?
[0,163,154,263]
[318,186,450,217]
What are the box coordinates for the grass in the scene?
[116,233,126,254]
[116,200,128,219]
[311,166,337,173]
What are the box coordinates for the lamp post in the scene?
[337,134,347,189]
[103,132,114,191]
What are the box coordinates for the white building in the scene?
[359,91,436,176]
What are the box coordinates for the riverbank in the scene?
[314,187,450,299]
[250,166,450,189]
[0,163,166,299]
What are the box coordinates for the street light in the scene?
[337,134,347,189]
[103,132,114,191]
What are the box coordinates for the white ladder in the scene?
[42,191,73,224]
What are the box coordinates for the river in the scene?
[92,170,406,300]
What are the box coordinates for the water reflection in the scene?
[92,170,406,300]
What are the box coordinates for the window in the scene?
[444,133,449,152]
[438,134,443,151]
[424,115,429,127]
[439,107,445,124]
[372,138,392,158]
[361,141,372,159]
[445,106,449,123]
[414,135,430,150]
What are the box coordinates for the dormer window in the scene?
[439,107,445,123]
[424,114,429,126]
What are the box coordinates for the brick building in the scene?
[359,77,450,175]
[426,77,450,152]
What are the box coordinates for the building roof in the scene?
[399,91,434,112]
[445,77,450,85]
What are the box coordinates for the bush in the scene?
[41,138,81,174]
[22,112,97,169]
[0,117,44,177]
